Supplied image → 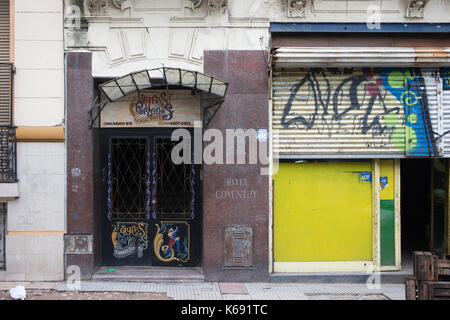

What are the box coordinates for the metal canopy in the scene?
[89,67,228,128]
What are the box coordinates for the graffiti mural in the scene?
[277,68,440,156]
[443,68,450,91]
[154,221,190,263]
[111,222,149,259]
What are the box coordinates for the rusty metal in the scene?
[273,47,450,68]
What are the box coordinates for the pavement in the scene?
[0,281,405,300]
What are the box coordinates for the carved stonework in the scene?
[112,0,133,11]
[190,0,203,9]
[406,0,428,18]
[86,0,107,16]
[208,0,227,15]
[287,0,308,18]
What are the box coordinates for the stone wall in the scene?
[0,0,66,282]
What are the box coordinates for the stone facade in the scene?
[0,0,65,282]
[1,0,450,282]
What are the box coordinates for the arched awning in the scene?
[89,67,228,128]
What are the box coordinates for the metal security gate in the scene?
[272,68,446,158]
[0,203,5,269]
[99,128,202,267]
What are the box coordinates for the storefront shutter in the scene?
[272,67,447,158]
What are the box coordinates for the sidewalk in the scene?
[0,281,405,300]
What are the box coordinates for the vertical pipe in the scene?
[268,66,273,274]
[372,159,381,271]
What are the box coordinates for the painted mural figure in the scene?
[164,226,181,257]
[154,222,190,263]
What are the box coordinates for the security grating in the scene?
[108,138,149,221]
[155,138,192,219]
[0,203,5,269]
[0,126,16,183]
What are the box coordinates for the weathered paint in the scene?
[273,48,450,68]
[379,160,398,268]
[273,67,445,157]
[270,23,450,34]
[273,161,373,263]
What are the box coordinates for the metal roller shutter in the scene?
[272,68,444,158]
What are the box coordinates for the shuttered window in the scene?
[0,0,9,63]
[0,0,11,126]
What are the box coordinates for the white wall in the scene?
[64,0,450,77]
[14,0,64,126]
[0,0,66,281]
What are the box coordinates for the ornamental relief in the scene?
[112,0,133,11]
[406,0,429,18]
[208,0,228,15]
[287,0,309,18]
[86,0,107,16]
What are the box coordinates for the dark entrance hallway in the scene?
[401,159,449,271]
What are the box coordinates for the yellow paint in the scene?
[274,261,374,273]
[274,161,373,262]
[16,126,65,142]
[380,160,394,200]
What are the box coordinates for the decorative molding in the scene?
[208,0,227,16]
[406,0,428,18]
[86,0,108,16]
[112,0,133,11]
[287,0,309,18]
[189,0,203,9]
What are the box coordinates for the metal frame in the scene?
[0,63,17,183]
[0,202,6,270]
[270,23,450,33]
[0,63,15,127]
[154,137,193,220]
[107,136,150,222]
[90,67,228,129]
[0,126,16,183]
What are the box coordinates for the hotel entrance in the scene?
[84,67,227,277]
[98,128,202,267]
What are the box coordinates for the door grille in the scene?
[108,138,150,221]
[0,203,6,269]
[155,137,193,219]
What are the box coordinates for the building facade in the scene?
[0,0,449,282]
[0,0,65,281]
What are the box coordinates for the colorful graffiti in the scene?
[281,68,439,156]
[111,222,149,259]
[154,222,189,263]
[443,68,450,91]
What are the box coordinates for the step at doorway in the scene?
[92,266,204,282]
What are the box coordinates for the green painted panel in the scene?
[380,200,395,266]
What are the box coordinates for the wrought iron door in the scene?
[100,129,201,267]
